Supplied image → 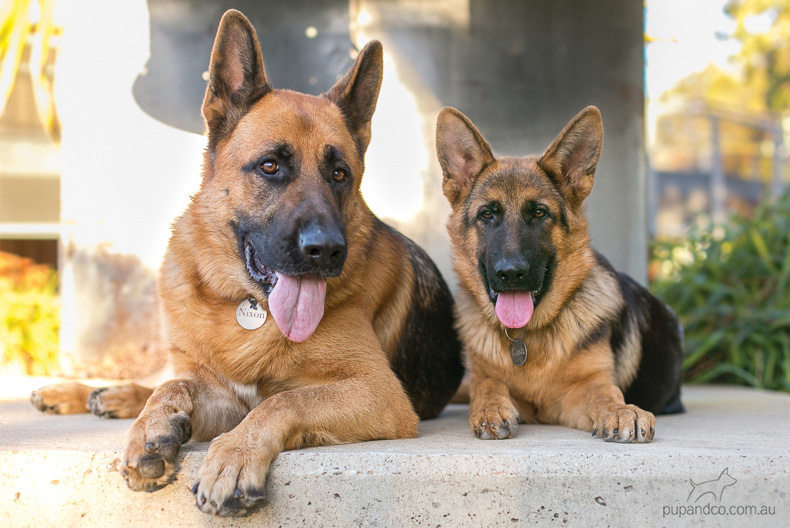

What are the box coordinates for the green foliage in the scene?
[0,253,60,375]
[651,192,790,391]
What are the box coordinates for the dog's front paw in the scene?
[88,384,152,419]
[192,432,271,517]
[591,404,655,443]
[121,409,191,491]
[470,404,519,440]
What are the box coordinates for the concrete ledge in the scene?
[1,383,788,527]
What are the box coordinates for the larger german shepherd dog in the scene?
[39,10,463,517]
[436,105,683,444]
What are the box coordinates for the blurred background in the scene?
[1,0,788,392]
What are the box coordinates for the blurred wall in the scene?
[55,0,644,377]
[55,0,202,376]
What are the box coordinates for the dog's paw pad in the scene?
[138,454,166,479]
[122,410,192,491]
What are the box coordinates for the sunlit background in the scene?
[1,0,789,392]
[646,0,789,235]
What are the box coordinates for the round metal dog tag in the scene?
[236,298,267,330]
[510,338,527,367]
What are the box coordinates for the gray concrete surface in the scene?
[1,383,788,527]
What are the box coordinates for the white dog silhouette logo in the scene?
[687,468,737,503]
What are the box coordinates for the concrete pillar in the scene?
[350,0,647,283]
[709,116,726,224]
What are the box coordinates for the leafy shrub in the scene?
[0,251,60,375]
[651,193,790,392]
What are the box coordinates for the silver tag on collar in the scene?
[236,298,267,330]
[510,338,527,367]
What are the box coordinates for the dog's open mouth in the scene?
[244,239,326,343]
[488,261,553,329]
[244,241,278,293]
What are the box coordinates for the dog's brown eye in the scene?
[332,168,347,183]
[480,209,494,220]
[535,208,547,218]
[260,160,278,175]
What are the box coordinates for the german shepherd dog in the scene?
[436,105,683,444]
[34,10,463,516]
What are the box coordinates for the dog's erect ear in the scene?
[323,40,383,158]
[538,106,603,208]
[435,107,495,207]
[202,10,271,152]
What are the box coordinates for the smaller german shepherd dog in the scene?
[49,10,462,517]
[436,106,684,444]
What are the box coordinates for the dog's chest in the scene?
[227,379,263,408]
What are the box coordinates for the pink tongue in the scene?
[268,273,326,342]
[495,291,534,328]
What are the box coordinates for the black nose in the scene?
[494,257,530,288]
[298,226,347,269]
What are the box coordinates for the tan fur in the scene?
[29,382,95,415]
[30,382,154,418]
[438,105,655,444]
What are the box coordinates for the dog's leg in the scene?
[121,373,254,492]
[192,371,418,517]
[121,379,197,491]
[561,381,655,443]
[468,374,519,440]
[32,380,159,418]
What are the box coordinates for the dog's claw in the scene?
[591,404,655,444]
[470,405,518,440]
